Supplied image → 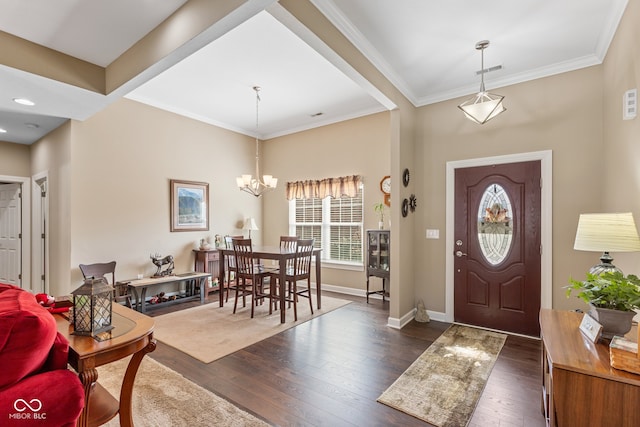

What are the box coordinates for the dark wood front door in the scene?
[454,161,541,336]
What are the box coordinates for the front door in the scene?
[0,183,22,286]
[454,161,541,336]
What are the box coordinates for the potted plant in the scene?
[566,271,640,339]
[374,202,386,229]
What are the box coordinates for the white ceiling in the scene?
[0,0,628,144]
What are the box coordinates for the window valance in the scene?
[286,175,362,200]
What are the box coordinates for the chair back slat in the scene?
[280,236,298,271]
[294,239,314,277]
[233,238,255,276]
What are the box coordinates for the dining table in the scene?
[217,245,322,323]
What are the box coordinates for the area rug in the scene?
[377,324,507,427]
[153,295,350,363]
[98,357,270,427]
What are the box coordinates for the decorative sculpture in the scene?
[415,298,430,323]
[150,253,174,278]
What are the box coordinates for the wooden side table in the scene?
[54,303,155,427]
[540,309,640,427]
[193,249,221,298]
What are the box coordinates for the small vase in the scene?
[378,221,384,230]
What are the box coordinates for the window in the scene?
[289,187,363,266]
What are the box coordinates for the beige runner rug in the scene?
[98,357,269,427]
[377,324,507,427]
[153,295,350,363]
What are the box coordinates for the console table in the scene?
[192,249,221,298]
[54,303,155,427]
[540,309,640,427]
[127,272,210,313]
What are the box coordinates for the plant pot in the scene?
[588,304,636,340]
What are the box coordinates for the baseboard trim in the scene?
[315,283,447,329]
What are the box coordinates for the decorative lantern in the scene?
[71,277,114,337]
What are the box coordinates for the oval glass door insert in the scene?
[477,184,513,265]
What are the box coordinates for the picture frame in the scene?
[579,313,603,343]
[170,179,209,232]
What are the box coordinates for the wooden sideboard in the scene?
[193,249,221,298]
[540,309,640,427]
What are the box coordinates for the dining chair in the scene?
[224,235,243,303]
[272,238,314,321]
[232,238,276,318]
[269,236,298,311]
[79,261,132,308]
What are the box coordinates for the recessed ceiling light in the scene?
[13,98,35,106]
[310,112,323,117]
[0,128,7,133]
[25,123,39,129]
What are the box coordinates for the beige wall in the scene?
[417,65,605,313]
[602,0,640,275]
[28,99,258,295]
[30,122,73,296]
[263,111,390,289]
[0,141,30,177]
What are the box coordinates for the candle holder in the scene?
[71,277,114,337]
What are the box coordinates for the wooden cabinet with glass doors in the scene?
[366,229,390,303]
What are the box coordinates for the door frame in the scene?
[32,171,48,294]
[0,174,31,290]
[445,150,552,323]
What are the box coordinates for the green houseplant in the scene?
[374,202,386,229]
[566,271,640,339]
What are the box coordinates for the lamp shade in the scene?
[243,217,259,231]
[574,212,640,252]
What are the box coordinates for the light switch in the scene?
[426,229,439,239]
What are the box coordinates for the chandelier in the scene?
[457,40,506,125]
[236,86,277,197]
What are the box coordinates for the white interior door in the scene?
[0,183,22,285]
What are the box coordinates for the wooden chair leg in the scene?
[233,278,240,314]
[307,278,314,314]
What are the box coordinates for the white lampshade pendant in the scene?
[458,40,506,125]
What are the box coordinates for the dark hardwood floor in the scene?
[146,292,546,426]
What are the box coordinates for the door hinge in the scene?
[41,274,46,281]
[18,191,22,198]
[41,191,46,197]
[540,244,543,255]
[18,233,22,239]
[41,233,45,239]
[18,273,22,280]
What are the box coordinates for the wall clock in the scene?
[380,175,391,206]
[402,168,410,187]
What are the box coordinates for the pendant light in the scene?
[458,40,506,124]
[236,86,278,197]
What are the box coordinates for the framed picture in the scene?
[170,179,209,232]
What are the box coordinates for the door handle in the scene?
[455,250,467,257]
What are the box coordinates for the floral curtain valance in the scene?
[286,175,362,200]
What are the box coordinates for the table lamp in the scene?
[243,217,259,239]
[573,212,640,275]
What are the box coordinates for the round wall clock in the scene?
[380,175,391,194]
[402,168,410,187]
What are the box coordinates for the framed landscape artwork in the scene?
[170,179,209,232]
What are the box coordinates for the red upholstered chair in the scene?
[0,283,85,427]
